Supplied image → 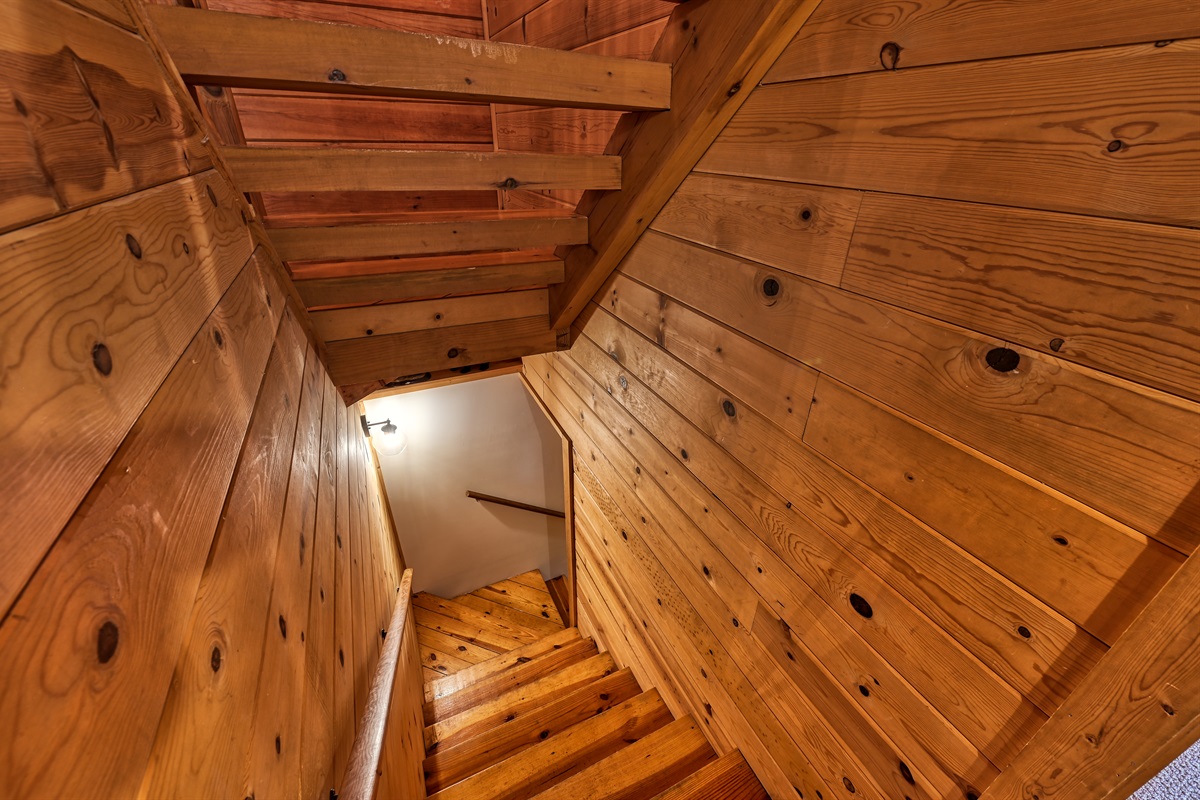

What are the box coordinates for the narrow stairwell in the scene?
[412,571,768,799]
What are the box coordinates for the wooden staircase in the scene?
[412,571,767,799]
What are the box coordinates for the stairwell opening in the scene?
[364,372,572,621]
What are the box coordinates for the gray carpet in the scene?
[1132,738,1200,799]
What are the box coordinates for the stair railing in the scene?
[466,490,566,518]
[342,567,423,799]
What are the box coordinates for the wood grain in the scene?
[342,568,416,800]
[311,289,547,341]
[223,146,621,192]
[0,172,252,618]
[805,376,1185,646]
[140,312,308,799]
[982,546,1200,799]
[649,749,768,800]
[766,0,1200,82]
[652,172,861,287]
[550,0,825,330]
[149,5,670,110]
[622,231,1200,553]
[578,303,1106,714]
[325,316,557,386]
[0,252,284,798]
[842,193,1200,403]
[271,214,587,261]
[246,340,326,798]
[207,0,482,36]
[542,359,997,797]
[0,0,209,232]
[296,257,562,307]
[704,40,1200,227]
[234,93,492,144]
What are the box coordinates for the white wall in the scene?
[366,374,566,598]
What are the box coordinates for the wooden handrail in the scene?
[342,567,414,800]
[467,490,565,519]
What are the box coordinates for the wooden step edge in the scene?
[413,600,536,653]
[508,568,553,594]
[649,749,769,800]
[426,689,673,800]
[475,579,563,625]
[424,652,618,752]
[451,589,565,638]
[415,592,548,643]
[423,635,598,725]
[422,668,644,794]
[424,626,583,703]
[528,716,717,800]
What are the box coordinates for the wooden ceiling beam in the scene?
[324,316,557,385]
[144,5,671,111]
[548,0,826,332]
[295,257,563,307]
[271,215,587,261]
[310,289,548,341]
[337,360,525,406]
[221,147,622,192]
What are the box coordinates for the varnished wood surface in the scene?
[0,0,210,232]
[0,253,285,798]
[766,0,1200,82]
[549,0,825,330]
[148,5,670,110]
[0,172,252,618]
[650,749,769,800]
[310,290,547,342]
[342,569,417,800]
[704,40,1200,227]
[271,214,587,261]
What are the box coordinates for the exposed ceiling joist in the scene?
[324,316,558,385]
[549,0,826,332]
[295,257,563,307]
[270,214,587,261]
[144,5,671,111]
[310,289,548,341]
[221,147,622,192]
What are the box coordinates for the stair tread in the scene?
[507,568,554,593]
[425,627,583,703]
[423,635,597,724]
[423,668,643,794]
[419,643,476,679]
[417,625,500,666]
[649,750,769,800]
[529,716,716,800]
[451,590,565,637]
[472,579,562,624]
[426,689,672,800]
[414,597,535,652]
[425,652,618,752]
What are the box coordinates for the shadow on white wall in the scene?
[366,373,566,597]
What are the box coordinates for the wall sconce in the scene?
[360,415,408,456]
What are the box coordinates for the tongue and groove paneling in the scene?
[524,2,1200,798]
[0,2,409,795]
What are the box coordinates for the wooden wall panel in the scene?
[0,6,411,796]
[0,0,210,232]
[531,3,1200,798]
[703,41,1200,227]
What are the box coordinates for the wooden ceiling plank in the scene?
[310,288,548,341]
[222,147,621,192]
[271,215,586,261]
[547,0,824,332]
[144,5,670,111]
[295,257,564,306]
[324,316,557,385]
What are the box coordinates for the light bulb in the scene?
[375,426,407,456]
